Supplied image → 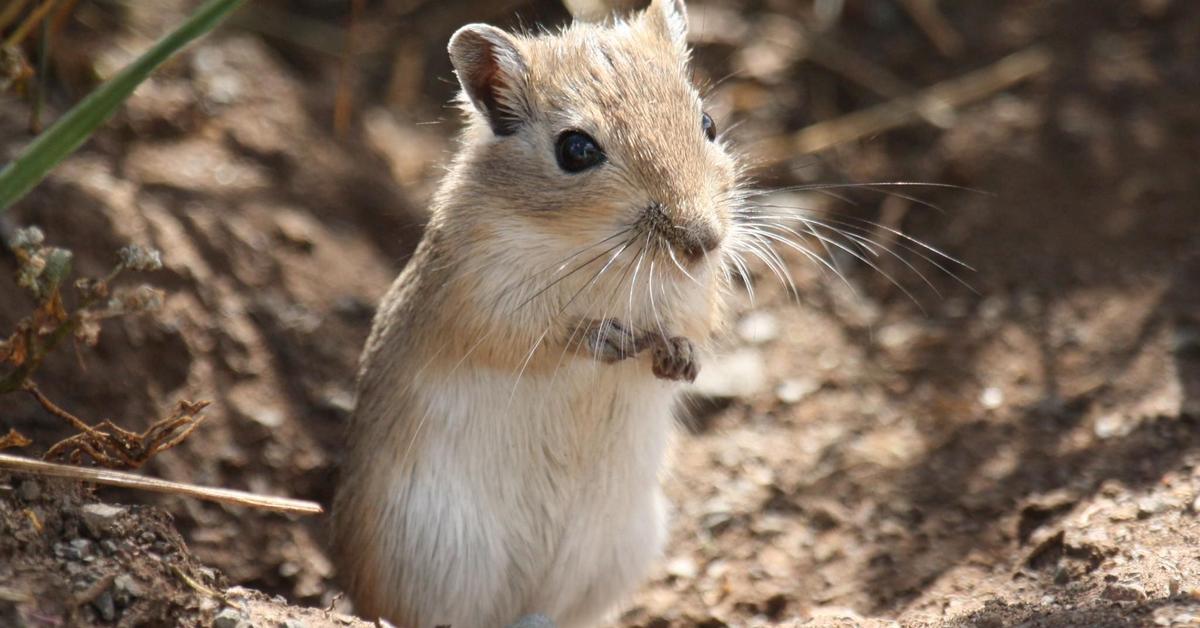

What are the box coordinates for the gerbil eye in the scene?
[701,112,717,142]
[556,131,605,173]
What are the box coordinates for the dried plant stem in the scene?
[0,0,32,34]
[898,0,964,58]
[24,380,89,432]
[0,452,323,515]
[4,0,57,47]
[756,45,1052,162]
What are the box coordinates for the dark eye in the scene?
[555,131,605,173]
[702,112,717,141]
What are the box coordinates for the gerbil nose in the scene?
[679,224,722,263]
[643,202,723,264]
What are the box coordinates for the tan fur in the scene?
[332,2,741,625]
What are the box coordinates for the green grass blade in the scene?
[0,0,247,213]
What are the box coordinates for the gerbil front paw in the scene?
[581,318,642,363]
[652,336,699,383]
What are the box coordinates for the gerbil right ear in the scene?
[448,24,529,137]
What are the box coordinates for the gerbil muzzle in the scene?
[641,202,722,264]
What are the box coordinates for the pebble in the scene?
[91,589,117,622]
[213,607,247,628]
[1102,582,1147,602]
[979,387,1004,410]
[279,620,304,628]
[689,348,766,400]
[736,311,779,344]
[113,574,142,601]
[1137,495,1171,517]
[57,539,92,561]
[1094,414,1133,439]
[1108,503,1139,522]
[775,378,819,404]
[666,556,699,580]
[81,503,126,536]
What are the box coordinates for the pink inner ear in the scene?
[457,32,523,136]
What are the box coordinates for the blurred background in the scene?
[1,0,1198,625]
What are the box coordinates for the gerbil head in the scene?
[441,0,742,335]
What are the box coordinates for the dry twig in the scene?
[755,45,1052,162]
[0,453,323,515]
[25,382,208,469]
[897,0,964,58]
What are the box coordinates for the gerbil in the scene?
[331,1,741,625]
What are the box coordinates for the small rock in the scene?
[688,348,766,400]
[775,378,819,404]
[100,540,119,555]
[18,480,40,501]
[979,387,1004,410]
[507,615,556,628]
[665,556,699,579]
[113,574,142,602]
[91,590,117,622]
[279,620,304,628]
[1102,582,1148,602]
[735,311,779,344]
[81,503,127,536]
[1137,495,1170,517]
[56,538,92,561]
[213,607,246,628]
[1095,414,1133,439]
[1109,503,1139,522]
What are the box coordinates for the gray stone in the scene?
[80,503,126,536]
[1102,582,1147,602]
[213,607,246,628]
[91,590,116,622]
[113,574,142,602]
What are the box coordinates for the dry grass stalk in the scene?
[0,452,324,515]
[756,45,1052,162]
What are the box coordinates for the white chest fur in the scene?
[375,358,677,628]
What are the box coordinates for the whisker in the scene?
[759,219,944,298]
[741,205,973,270]
[737,223,856,295]
[514,235,634,312]
[742,219,925,311]
[746,212,977,293]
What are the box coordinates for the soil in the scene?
[2,0,1199,626]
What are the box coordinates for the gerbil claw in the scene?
[581,318,641,363]
[652,336,699,383]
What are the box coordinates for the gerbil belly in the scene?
[388,359,675,628]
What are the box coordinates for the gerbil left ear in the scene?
[448,24,529,137]
[645,0,688,50]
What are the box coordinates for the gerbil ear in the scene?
[643,0,688,50]
[448,24,529,137]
